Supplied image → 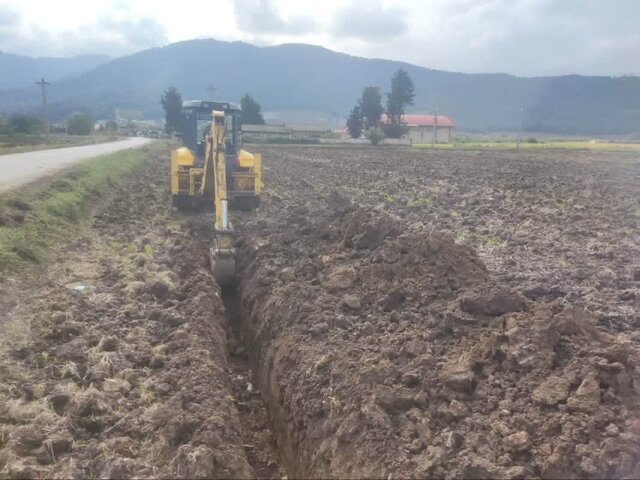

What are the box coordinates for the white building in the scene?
[383,114,455,144]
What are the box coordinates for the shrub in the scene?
[382,122,408,139]
[67,113,93,136]
[366,127,385,146]
[8,115,44,134]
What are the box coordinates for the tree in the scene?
[386,69,415,134]
[240,94,265,125]
[365,126,384,146]
[346,86,383,139]
[161,86,183,134]
[359,86,383,129]
[9,115,44,134]
[346,105,363,138]
[0,116,8,134]
[381,122,409,139]
[67,112,93,135]
[105,120,118,133]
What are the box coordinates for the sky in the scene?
[0,0,638,77]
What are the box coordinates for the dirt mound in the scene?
[238,192,640,478]
[0,157,258,479]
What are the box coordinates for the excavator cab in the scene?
[170,100,262,286]
[181,101,241,161]
[170,100,262,210]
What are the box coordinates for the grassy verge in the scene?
[0,134,121,156]
[0,142,160,271]
[413,140,640,152]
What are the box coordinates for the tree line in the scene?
[346,68,415,144]
[161,87,265,134]
[161,71,412,144]
[0,112,95,135]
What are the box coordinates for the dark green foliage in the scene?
[366,127,385,146]
[66,112,93,135]
[161,86,182,134]
[240,94,265,125]
[9,115,44,134]
[0,117,8,134]
[346,105,363,138]
[359,87,383,129]
[382,122,409,139]
[347,87,382,138]
[386,69,415,126]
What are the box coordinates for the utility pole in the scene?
[207,84,218,100]
[517,102,524,150]
[432,97,439,148]
[36,77,50,135]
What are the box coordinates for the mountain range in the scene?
[1,39,639,134]
[0,53,110,91]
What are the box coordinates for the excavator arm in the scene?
[171,101,262,287]
[203,111,236,286]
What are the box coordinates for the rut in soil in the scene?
[221,286,287,479]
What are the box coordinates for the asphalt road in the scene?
[0,137,153,193]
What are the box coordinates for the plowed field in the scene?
[1,145,639,479]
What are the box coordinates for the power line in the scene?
[207,84,218,100]
[36,77,51,135]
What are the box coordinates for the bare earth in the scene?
[0,138,152,193]
[1,145,639,479]
[236,146,640,478]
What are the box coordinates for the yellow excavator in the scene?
[170,100,262,286]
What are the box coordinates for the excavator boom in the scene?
[170,100,262,287]
[206,111,236,286]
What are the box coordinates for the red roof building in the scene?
[381,114,455,144]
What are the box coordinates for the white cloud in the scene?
[232,0,317,35]
[0,0,167,56]
[0,0,638,76]
[330,0,408,41]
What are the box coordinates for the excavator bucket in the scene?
[210,245,237,287]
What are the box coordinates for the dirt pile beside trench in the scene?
[238,191,640,479]
[0,158,256,479]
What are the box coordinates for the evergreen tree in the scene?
[66,112,93,135]
[359,86,383,129]
[160,86,183,134]
[346,105,363,138]
[386,69,415,125]
[240,94,265,124]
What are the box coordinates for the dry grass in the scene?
[0,143,162,271]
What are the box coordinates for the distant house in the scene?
[287,124,329,138]
[242,123,329,139]
[242,124,291,138]
[382,114,455,144]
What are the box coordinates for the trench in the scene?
[220,286,287,479]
